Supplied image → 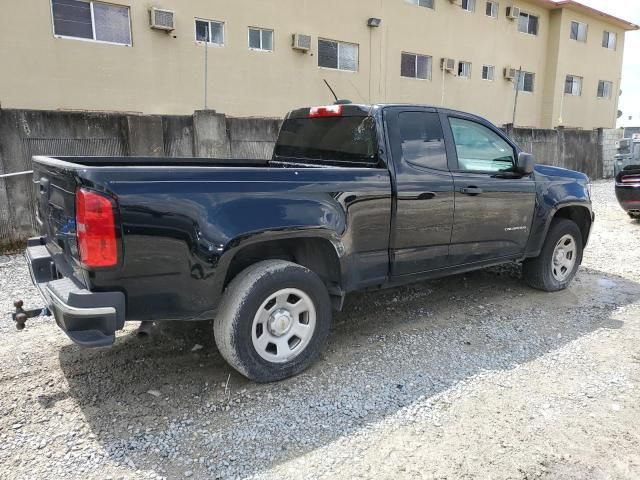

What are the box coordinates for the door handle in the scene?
[460,186,483,196]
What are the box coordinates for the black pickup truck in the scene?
[19,104,593,382]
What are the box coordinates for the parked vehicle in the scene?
[614,134,640,177]
[615,165,640,218]
[16,104,594,382]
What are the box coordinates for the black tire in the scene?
[522,218,583,292]
[628,212,640,220]
[213,260,332,383]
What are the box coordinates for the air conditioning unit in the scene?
[292,34,312,52]
[441,58,456,72]
[504,67,518,80]
[506,6,521,20]
[150,7,175,31]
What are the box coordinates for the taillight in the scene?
[75,188,118,268]
[309,105,343,118]
[621,174,640,184]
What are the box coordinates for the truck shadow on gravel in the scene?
[57,265,639,478]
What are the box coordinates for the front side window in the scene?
[462,0,476,12]
[598,80,613,99]
[482,65,495,81]
[51,0,131,45]
[602,31,617,49]
[449,117,515,173]
[401,53,432,80]
[195,19,224,45]
[518,12,539,35]
[565,75,583,96]
[406,0,435,8]
[398,112,447,170]
[515,71,535,93]
[486,1,498,18]
[570,21,588,42]
[318,39,359,72]
[458,61,472,78]
[248,27,273,51]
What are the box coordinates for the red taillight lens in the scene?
[621,174,640,184]
[76,188,117,268]
[309,105,343,118]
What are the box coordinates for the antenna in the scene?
[323,79,339,103]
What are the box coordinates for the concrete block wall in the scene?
[0,108,280,248]
[601,128,624,178]
[0,108,616,249]
[506,125,601,179]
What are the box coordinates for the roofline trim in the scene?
[527,0,640,30]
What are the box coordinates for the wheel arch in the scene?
[526,202,593,259]
[219,232,345,306]
[550,204,593,248]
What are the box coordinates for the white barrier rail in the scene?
[0,171,33,179]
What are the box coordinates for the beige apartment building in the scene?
[0,0,637,129]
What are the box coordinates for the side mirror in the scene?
[517,152,535,175]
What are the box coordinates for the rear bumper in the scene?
[26,237,125,347]
[615,183,640,212]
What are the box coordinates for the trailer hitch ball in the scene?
[15,313,27,331]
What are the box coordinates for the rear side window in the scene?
[274,117,379,167]
[398,112,447,170]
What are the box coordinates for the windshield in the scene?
[274,116,379,167]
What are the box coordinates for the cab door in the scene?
[442,113,536,265]
[385,107,455,276]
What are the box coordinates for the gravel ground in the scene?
[1,179,639,480]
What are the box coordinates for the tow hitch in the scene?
[12,300,50,331]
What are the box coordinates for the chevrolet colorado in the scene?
[17,104,593,382]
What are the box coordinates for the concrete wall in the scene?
[0,108,280,248]
[0,107,622,249]
[506,124,607,180]
[0,0,634,129]
[601,128,624,178]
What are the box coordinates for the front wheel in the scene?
[214,260,332,382]
[523,218,583,292]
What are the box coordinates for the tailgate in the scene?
[32,158,81,267]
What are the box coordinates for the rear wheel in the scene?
[628,212,640,220]
[523,218,583,292]
[214,260,332,382]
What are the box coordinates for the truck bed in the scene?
[31,155,392,325]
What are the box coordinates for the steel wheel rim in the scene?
[251,288,317,364]
[551,234,577,282]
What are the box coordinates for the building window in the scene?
[482,65,495,81]
[195,19,224,45]
[602,31,617,49]
[570,21,588,42]
[462,0,476,12]
[248,27,273,51]
[515,71,535,93]
[406,0,434,8]
[401,53,432,80]
[318,39,359,72]
[485,1,498,18]
[598,80,613,99]
[458,61,472,78]
[518,12,539,35]
[565,75,583,96]
[51,0,131,45]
